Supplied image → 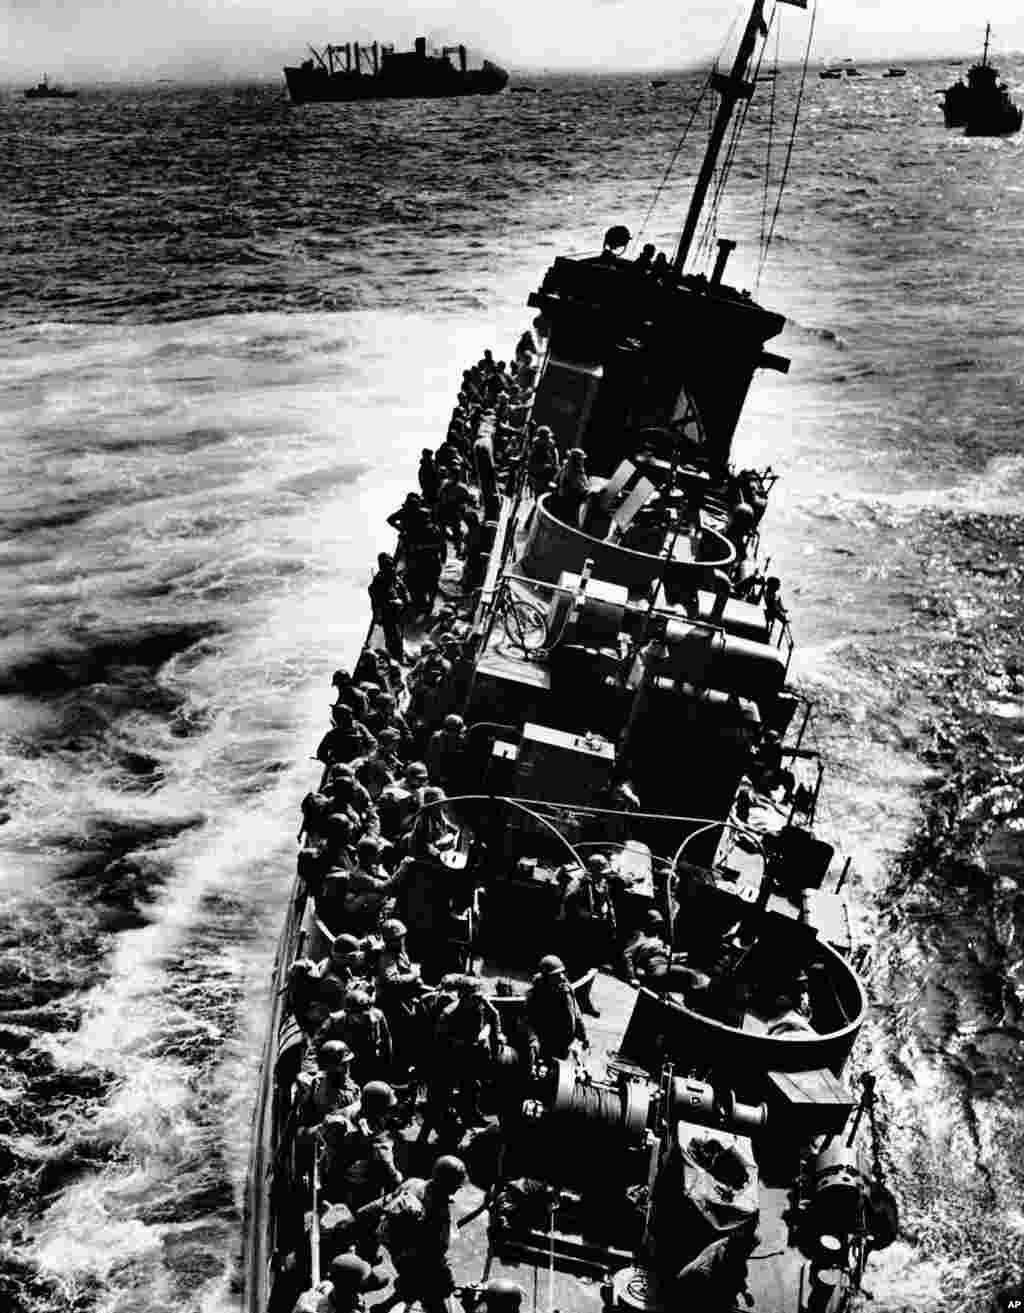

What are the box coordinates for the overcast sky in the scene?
[4,0,1023,85]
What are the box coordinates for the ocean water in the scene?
[2,55,1024,1313]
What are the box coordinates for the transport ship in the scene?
[283,37,508,105]
[938,24,1022,134]
[247,3,899,1311]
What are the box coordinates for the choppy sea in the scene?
[2,53,1023,1313]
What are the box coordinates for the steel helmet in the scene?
[586,853,612,875]
[361,1080,397,1113]
[430,1154,468,1194]
[329,1253,372,1290]
[332,933,362,955]
[319,1040,353,1067]
[538,954,566,977]
[381,918,407,942]
[480,1278,525,1311]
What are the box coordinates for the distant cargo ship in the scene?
[283,36,508,104]
[24,75,78,100]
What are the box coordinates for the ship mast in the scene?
[982,22,991,68]
[672,0,768,273]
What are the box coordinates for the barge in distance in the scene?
[247,3,901,1313]
[283,37,509,105]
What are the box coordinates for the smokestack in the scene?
[459,44,467,72]
[710,238,737,288]
[415,37,426,58]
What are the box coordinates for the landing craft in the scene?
[247,3,899,1311]
[938,23,1022,134]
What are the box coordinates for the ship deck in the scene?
[366,968,806,1313]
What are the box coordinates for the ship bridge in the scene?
[528,245,789,475]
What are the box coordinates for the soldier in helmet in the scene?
[356,727,405,801]
[555,853,618,1009]
[342,837,393,933]
[426,713,469,793]
[322,764,380,838]
[320,1081,404,1218]
[317,703,378,773]
[376,917,427,1077]
[378,761,430,841]
[622,910,712,997]
[338,989,393,1085]
[376,1155,468,1313]
[291,1250,389,1313]
[421,976,505,1144]
[312,934,369,1020]
[284,957,322,1034]
[297,1040,361,1127]
[522,954,588,1066]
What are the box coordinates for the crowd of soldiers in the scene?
[283,328,626,1313]
[282,321,801,1313]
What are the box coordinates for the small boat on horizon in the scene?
[23,74,78,100]
[883,67,907,78]
[650,78,669,88]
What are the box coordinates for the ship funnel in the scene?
[711,238,737,288]
[415,36,427,58]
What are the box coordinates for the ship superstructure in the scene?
[939,24,1022,134]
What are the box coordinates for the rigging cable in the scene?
[758,0,818,288]
[760,14,782,261]
[632,7,741,256]
[632,66,716,255]
[695,4,775,265]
